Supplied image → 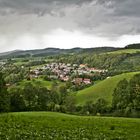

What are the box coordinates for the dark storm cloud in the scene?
[0,0,140,37]
[113,0,140,17]
[0,0,92,15]
[71,0,140,36]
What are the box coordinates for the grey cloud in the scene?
[113,0,140,17]
[0,0,140,38]
[0,0,93,15]
[68,0,140,37]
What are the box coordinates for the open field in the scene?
[76,72,140,106]
[0,112,140,140]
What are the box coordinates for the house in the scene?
[89,68,101,73]
[83,78,91,84]
[67,63,71,67]
[61,76,69,82]
[73,64,78,67]
[79,64,87,68]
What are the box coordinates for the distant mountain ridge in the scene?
[0,47,117,58]
[0,50,23,56]
[0,43,140,58]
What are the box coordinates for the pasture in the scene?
[0,112,140,140]
[76,72,140,106]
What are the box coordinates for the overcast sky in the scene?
[0,0,140,52]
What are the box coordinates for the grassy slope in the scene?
[0,112,140,140]
[76,72,140,106]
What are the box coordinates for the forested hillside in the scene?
[55,50,140,72]
[125,43,140,49]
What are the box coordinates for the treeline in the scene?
[9,83,60,112]
[112,74,140,117]
[0,72,140,118]
[0,72,76,113]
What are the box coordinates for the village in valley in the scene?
[29,62,108,85]
[0,58,108,89]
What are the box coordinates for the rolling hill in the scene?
[76,72,140,106]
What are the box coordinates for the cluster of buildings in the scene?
[30,62,107,85]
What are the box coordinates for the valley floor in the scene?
[0,112,140,140]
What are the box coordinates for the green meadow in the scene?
[0,112,140,140]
